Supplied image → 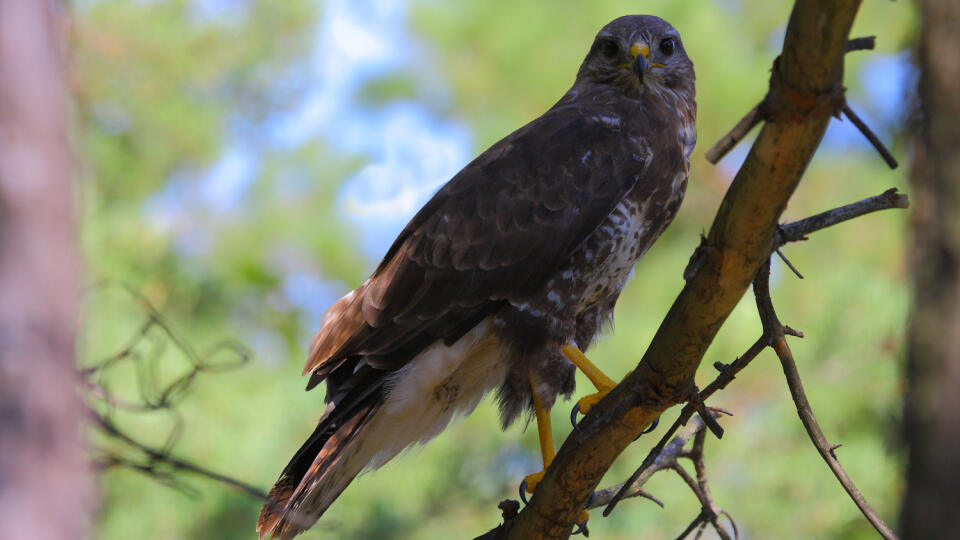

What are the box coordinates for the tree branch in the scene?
[777,188,909,247]
[671,464,732,540]
[841,104,899,169]
[83,283,265,501]
[606,188,906,517]
[489,2,867,537]
[586,415,708,510]
[92,410,267,500]
[753,261,897,540]
[704,104,762,164]
[705,35,878,165]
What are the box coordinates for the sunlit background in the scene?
[76,0,915,538]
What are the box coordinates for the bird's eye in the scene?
[659,37,675,57]
[597,39,619,59]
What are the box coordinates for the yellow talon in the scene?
[562,342,630,415]
[561,343,615,389]
[577,389,611,416]
[523,470,545,494]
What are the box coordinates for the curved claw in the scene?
[572,492,595,536]
[632,416,660,442]
[519,479,530,505]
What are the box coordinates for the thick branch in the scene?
[498,2,864,537]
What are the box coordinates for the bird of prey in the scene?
[258,14,696,538]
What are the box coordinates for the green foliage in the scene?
[81,1,913,538]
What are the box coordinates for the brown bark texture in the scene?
[901,0,960,537]
[497,1,864,538]
[0,1,93,538]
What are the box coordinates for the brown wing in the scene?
[304,103,651,387]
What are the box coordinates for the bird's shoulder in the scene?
[358,99,654,336]
[375,98,653,273]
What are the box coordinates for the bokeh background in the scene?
[77,1,916,538]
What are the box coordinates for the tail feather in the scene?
[257,399,380,539]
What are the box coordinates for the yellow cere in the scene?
[630,42,650,59]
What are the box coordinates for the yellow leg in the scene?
[561,342,630,416]
[522,370,590,526]
[523,370,555,494]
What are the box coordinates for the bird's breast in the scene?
[572,172,687,313]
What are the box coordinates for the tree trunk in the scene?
[0,1,93,538]
[901,0,960,537]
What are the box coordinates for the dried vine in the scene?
[82,282,266,499]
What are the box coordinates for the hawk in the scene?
[258,14,696,538]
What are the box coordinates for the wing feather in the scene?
[305,104,650,380]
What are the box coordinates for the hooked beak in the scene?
[630,42,650,82]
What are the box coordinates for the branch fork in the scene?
[706,35,898,170]
[605,188,908,532]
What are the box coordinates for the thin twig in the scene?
[841,104,899,169]
[774,248,804,279]
[588,416,707,510]
[605,339,764,516]
[773,339,896,540]
[609,190,909,518]
[689,386,725,438]
[690,429,709,493]
[719,510,740,540]
[671,464,732,540]
[675,510,707,540]
[845,36,876,52]
[83,282,262,501]
[705,104,763,164]
[91,404,267,499]
[705,35,877,167]
[753,259,898,540]
[691,429,738,540]
[777,188,910,247]
[672,464,704,507]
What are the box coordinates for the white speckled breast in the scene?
[575,199,650,311]
[573,171,687,314]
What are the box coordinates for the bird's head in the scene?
[577,15,695,102]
